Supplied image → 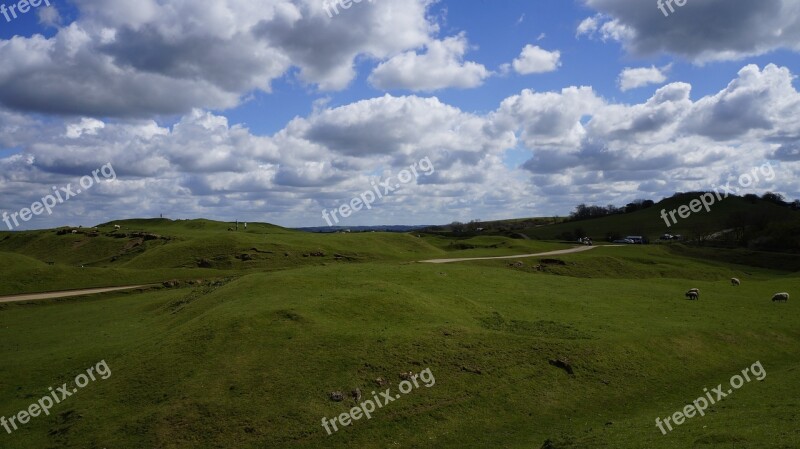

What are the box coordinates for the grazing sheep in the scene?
[685,290,699,301]
[114,225,121,230]
[731,278,741,286]
[687,288,700,298]
[772,292,789,303]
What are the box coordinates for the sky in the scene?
[0,0,799,230]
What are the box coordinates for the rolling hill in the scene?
[0,219,798,448]
[433,193,800,249]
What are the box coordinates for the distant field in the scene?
[0,220,798,448]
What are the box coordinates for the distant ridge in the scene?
[294,225,434,233]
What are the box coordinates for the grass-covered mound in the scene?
[0,241,798,448]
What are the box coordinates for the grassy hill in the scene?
[0,219,566,295]
[0,221,798,448]
[442,194,800,246]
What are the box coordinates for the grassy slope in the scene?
[0,252,230,295]
[520,195,798,241]
[0,220,572,295]
[0,244,798,448]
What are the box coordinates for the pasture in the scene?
[0,221,798,448]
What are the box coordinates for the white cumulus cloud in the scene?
[618,65,670,91]
[511,45,562,75]
[369,34,490,91]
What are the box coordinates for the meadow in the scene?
[0,220,798,448]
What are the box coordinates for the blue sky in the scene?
[219,0,797,135]
[0,0,799,229]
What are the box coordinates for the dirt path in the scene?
[419,245,611,264]
[0,285,158,304]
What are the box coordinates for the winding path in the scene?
[419,245,613,264]
[0,246,621,301]
[0,285,158,304]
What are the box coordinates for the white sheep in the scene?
[772,292,789,303]
[114,225,121,230]
[685,290,699,301]
[731,278,741,286]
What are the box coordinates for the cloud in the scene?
[681,64,800,140]
[511,45,562,75]
[496,86,604,148]
[298,94,513,160]
[577,13,635,42]
[576,15,601,37]
[66,118,106,139]
[368,34,490,91]
[512,64,799,206]
[0,93,520,227]
[37,5,61,27]
[1,65,799,228]
[580,0,800,62]
[0,0,437,117]
[773,142,800,161]
[618,65,670,91]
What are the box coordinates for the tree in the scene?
[466,220,482,232]
[449,221,465,233]
[743,193,759,203]
[570,204,612,221]
[625,199,653,213]
[761,192,786,205]
[726,211,750,244]
[691,221,714,246]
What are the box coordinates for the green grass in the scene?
[512,195,799,242]
[0,222,798,448]
[0,220,577,295]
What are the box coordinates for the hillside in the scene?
[1,220,799,448]
[0,242,798,448]
[0,219,567,295]
[442,194,800,247]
